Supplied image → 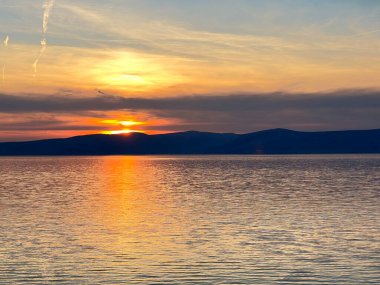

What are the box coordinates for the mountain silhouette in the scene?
[0,129,379,155]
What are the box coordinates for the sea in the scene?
[0,155,379,284]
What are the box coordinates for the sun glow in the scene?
[101,120,144,127]
[101,119,145,135]
[102,130,134,135]
[89,51,187,93]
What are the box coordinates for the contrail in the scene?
[33,39,47,76]
[43,0,55,34]
[33,0,55,76]
[4,36,9,47]
[2,35,9,83]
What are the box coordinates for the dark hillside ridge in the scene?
[0,129,379,155]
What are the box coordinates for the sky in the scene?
[0,0,380,141]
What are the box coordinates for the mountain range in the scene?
[0,128,379,155]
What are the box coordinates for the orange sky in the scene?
[1,1,380,140]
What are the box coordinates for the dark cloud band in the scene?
[1,89,380,113]
[0,89,379,133]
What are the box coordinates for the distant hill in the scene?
[0,129,380,155]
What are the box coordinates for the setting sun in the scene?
[101,119,145,135]
[101,120,144,127]
[101,130,135,135]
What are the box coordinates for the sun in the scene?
[101,119,144,135]
[102,130,134,135]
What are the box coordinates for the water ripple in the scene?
[0,155,379,284]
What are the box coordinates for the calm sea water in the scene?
[0,155,379,284]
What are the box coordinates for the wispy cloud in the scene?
[1,1,380,95]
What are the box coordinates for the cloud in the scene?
[0,89,379,132]
[1,89,380,112]
[0,118,101,131]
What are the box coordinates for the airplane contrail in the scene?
[2,35,9,83]
[4,36,9,47]
[43,0,55,34]
[33,39,47,75]
[34,0,55,76]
